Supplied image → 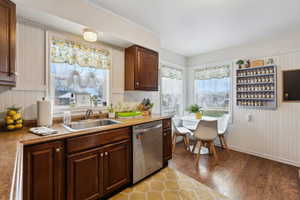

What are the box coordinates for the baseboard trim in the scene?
[228,145,300,168]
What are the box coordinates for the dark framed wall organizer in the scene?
[282,69,300,102]
[236,65,277,109]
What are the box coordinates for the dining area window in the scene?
[160,65,184,116]
[194,65,231,116]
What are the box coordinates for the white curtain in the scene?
[161,66,184,116]
[194,65,231,111]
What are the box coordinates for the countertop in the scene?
[0,115,171,200]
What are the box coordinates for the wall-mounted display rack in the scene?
[236,65,277,109]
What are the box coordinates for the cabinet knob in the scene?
[105,152,108,156]
[100,153,104,157]
[55,148,61,152]
[136,82,139,86]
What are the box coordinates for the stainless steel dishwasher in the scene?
[132,120,163,183]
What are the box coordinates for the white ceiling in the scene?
[88,0,300,56]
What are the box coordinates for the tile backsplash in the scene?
[124,91,161,114]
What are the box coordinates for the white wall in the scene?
[123,49,187,115]
[160,48,187,67]
[0,19,188,120]
[187,31,300,167]
[0,19,126,120]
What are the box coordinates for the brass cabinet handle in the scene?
[136,82,140,86]
[105,152,108,156]
[55,148,61,152]
[100,153,104,157]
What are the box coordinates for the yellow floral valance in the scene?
[195,65,231,80]
[50,39,111,69]
[161,65,183,80]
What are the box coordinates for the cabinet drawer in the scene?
[163,118,171,130]
[67,127,131,154]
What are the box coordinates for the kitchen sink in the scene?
[63,119,122,132]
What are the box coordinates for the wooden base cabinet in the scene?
[163,129,172,161]
[67,140,131,200]
[67,148,103,200]
[23,141,65,200]
[163,119,172,163]
[103,140,131,195]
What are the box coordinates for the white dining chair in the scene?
[172,118,193,152]
[218,114,230,152]
[193,120,219,165]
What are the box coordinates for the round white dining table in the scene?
[180,115,221,154]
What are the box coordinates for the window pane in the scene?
[51,62,108,107]
[195,77,230,111]
[161,66,184,116]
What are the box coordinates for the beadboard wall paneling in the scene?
[0,20,47,120]
[188,51,300,167]
[15,20,46,91]
[0,87,45,120]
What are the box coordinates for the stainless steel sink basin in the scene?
[63,119,122,132]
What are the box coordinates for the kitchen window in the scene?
[50,38,111,112]
[194,65,231,116]
[160,65,184,116]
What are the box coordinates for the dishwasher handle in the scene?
[134,124,162,134]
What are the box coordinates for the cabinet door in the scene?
[103,140,131,194]
[163,129,172,161]
[0,0,16,86]
[67,149,103,200]
[23,141,65,200]
[135,48,158,91]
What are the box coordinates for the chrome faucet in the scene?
[85,109,93,120]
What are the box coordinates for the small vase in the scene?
[195,112,202,119]
[108,112,115,119]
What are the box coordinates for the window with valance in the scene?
[50,38,111,108]
[161,65,184,116]
[194,65,231,112]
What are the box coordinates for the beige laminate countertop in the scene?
[0,115,171,200]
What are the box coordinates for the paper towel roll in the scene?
[37,99,53,127]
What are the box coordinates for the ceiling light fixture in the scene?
[83,28,98,42]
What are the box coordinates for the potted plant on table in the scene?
[187,104,203,119]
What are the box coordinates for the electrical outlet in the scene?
[247,114,252,122]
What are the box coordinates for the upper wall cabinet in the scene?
[125,45,159,91]
[0,0,16,86]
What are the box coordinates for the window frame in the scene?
[159,61,187,116]
[191,62,233,119]
[46,31,112,117]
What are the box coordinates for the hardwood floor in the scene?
[169,142,300,200]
